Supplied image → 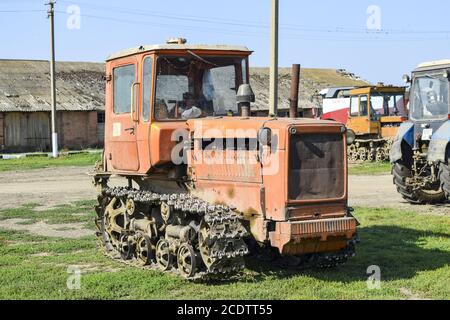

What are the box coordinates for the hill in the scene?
[250,67,370,112]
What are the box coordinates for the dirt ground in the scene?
[0,166,449,215]
[0,218,92,238]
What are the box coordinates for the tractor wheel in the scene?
[392,161,446,204]
[439,163,450,200]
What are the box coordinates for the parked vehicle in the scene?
[322,85,407,162]
[391,60,450,204]
[92,39,359,279]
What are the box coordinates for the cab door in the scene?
[368,94,381,137]
[348,95,371,135]
[135,55,154,174]
[108,58,140,172]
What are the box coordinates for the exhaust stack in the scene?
[289,64,300,118]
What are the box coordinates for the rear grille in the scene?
[291,217,356,236]
[288,133,345,201]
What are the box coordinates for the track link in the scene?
[95,185,249,280]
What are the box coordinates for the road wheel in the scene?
[358,148,367,162]
[392,161,445,204]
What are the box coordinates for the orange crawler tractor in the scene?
[93,39,359,278]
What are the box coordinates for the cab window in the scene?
[154,55,247,120]
[113,64,135,114]
[359,95,368,116]
[370,93,404,117]
[142,57,153,121]
[350,96,359,116]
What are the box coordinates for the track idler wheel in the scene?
[119,234,134,260]
[156,239,173,271]
[351,150,359,162]
[367,148,376,162]
[135,233,155,265]
[376,148,385,162]
[177,243,198,278]
[358,148,368,162]
[347,145,356,161]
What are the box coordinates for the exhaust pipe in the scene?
[289,64,300,118]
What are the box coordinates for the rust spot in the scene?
[213,200,227,206]
[227,188,235,199]
[244,207,258,216]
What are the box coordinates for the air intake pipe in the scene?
[237,84,255,117]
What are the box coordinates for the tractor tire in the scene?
[439,163,450,200]
[392,161,446,204]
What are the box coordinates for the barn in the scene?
[0,60,105,153]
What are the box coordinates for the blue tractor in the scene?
[391,60,450,204]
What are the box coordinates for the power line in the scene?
[53,9,450,43]
[3,1,450,36]
[53,10,269,38]
[56,0,450,36]
[0,10,45,13]
[3,3,447,43]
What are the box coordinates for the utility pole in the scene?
[269,0,279,117]
[47,1,58,157]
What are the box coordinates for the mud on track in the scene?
[0,167,449,215]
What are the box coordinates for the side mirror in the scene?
[346,128,356,145]
[443,70,450,80]
[402,74,411,84]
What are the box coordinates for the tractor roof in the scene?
[415,59,450,72]
[107,44,252,61]
[350,85,405,95]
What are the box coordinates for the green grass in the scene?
[0,200,96,226]
[349,162,392,175]
[0,203,449,300]
[0,153,101,172]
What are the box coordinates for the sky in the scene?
[1,0,450,85]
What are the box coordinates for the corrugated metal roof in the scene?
[0,60,105,112]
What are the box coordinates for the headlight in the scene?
[402,74,411,84]
[346,128,356,145]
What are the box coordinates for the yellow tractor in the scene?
[346,85,408,162]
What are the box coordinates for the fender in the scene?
[428,120,450,163]
[389,121,414,163]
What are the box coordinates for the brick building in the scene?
[0,60,105,152]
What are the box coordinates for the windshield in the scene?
[370,93,406,118]
[154,54,248,120]
[411,74,449,120]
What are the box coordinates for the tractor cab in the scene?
[390,60,450,204]
[103,39,252,174]
[348,85,407,139]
